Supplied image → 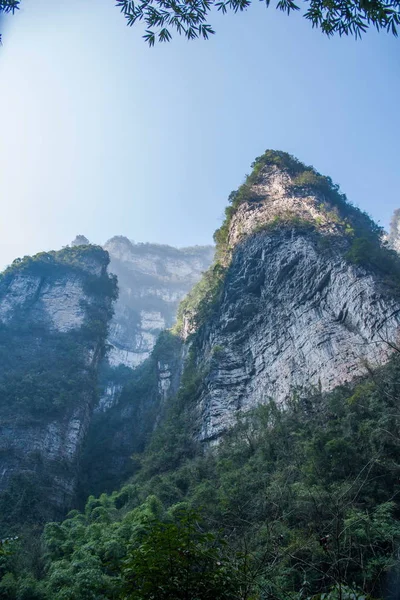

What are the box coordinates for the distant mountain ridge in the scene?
[103,236,214,368]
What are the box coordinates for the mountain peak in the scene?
[214,150,380,264]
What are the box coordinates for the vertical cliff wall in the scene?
[104,237,214,367]
[388,209,400,253]
[0,246,117,532]
[71,238,213,498]
[176,152,400,442]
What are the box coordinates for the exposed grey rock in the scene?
[4,157,400,518]
[388,209,400,253]
[0,272,90,333]
[95,383,124,413]
[0,248,115,523]
[104,237,214,367]
[227,168,346,249]
[184,166,400,442]
[194,230,400,441]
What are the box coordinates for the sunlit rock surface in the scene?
[185,166,400,442]
[388,209,400,253]
[104,237,214,366]
[196,230,400,441]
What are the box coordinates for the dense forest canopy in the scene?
[3,349,400,598]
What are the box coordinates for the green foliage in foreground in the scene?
[0,502,253,599]
[4,353,400,599]
[122,509,238,600]
[115,0,400,46]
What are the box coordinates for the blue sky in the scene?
[0,0,399,269]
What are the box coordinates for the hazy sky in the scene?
[0,0,399,269]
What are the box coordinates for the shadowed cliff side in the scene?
[0,246,117,533]
[78,331,183,500]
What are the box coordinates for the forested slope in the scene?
[2,151,400,600]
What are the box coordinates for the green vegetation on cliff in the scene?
[3,155,400,600]
[1,245,109,280]
[0,245,117,415]
[4,351,400,599]
[214,150,383,260]
[177,151,400,336]
[0,245,118,535]
[174,262,226,332]
[79,331,183,499]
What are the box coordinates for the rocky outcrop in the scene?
[0,247,117,528]
[388,209,400,253]
[181,155,400,442]
[104,237,214,367]
[194,229,400,441]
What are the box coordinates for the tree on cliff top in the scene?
[0,0,399,44]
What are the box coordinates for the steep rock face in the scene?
[195,230,400,441]
[388,209,400,253]
[104,237,214,368]
[0,247,117,529]
[181,156,400,442]
[75,238,213,496]
[227,169,340,247]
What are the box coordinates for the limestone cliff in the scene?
[104,237,214,368]
[0,246,117,531]
[177,151,400,442]
[388,209,400,253]
[57,238,212,497]
[3,150,400,523]
[81,153,400,492]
